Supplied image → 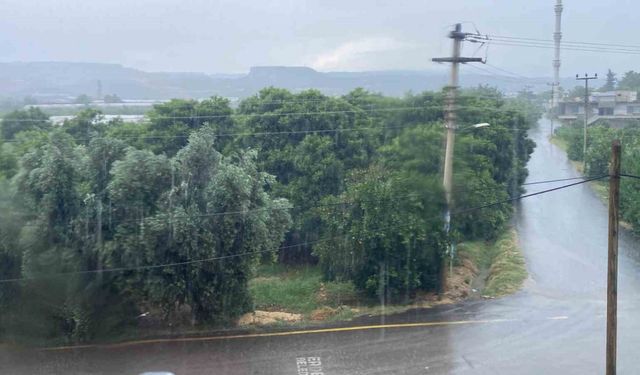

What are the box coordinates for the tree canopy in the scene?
[0,88,540,343]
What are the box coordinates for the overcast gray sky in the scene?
[1,0,638,78]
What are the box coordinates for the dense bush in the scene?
[0,87,539,342]
[556,122,640,233]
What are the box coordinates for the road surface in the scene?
[3,120,640,374]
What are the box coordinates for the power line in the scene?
[14,193,426,227]
[482,62,545,83]
[0,175,605,284]
[479,40,640,56]
[2,105,429,123]
[481,34,640,50]
[467,34,640,54]
[621,173,640,180]
[0,221,421,284]
[0,106,536,145]
[464,64,544,85]
[452,175,607,215]
[453,175,607,195]
[523,175,605,186]
[1,102,532,125]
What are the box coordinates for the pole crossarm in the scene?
[432,57,484,63]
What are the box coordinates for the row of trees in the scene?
[564,69,640,99]
[556,123,640,234]
[0,87,539,344]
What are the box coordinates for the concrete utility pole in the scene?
[553,1,563,106]
[576,73,598,171]
[432,24,483,293]
[606,140,621,375]
[547,82,556,135]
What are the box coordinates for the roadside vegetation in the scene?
[247,227,526,326]
[457,228,526,297]
[552,70,640,230]
[0,86,541,344]
[554,122,640,233]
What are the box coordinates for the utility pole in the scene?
[432,23,483,294]
[606,140,621,375]
[547,82,556,135]
[553,0,563,107]
[576,73,598,171]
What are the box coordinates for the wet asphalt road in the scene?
[3,120,640,374]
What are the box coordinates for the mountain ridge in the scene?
[0,61,561,101]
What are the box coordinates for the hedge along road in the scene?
[3,119,640,375]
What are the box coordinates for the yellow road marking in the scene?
[42,318,516,352]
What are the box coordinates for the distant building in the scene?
[557,90,640,127]
[49,114,147,125]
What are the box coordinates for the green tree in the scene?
[237,88,378,263]
[584,125,616,175]
[0,142,18,179]
[104,119,150,150]
[600,69,617,92]
[0,178,23,337]
[566,85,589,99]
[1,107,50,141]
[13,131,91,341]
[618,71,640,91]
[108,130,290,323]
[74,94,92,105]
[145,96,235,156]
[315,165,446,301]
[61,108,104,145]
[103,94,123,103]
[380,124,515,241]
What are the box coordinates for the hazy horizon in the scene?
[2,0,640,79]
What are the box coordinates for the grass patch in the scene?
[483,229,527,297]
[249,264,323,314]
[249,228,528,326]
[457,228,527,298]
[550,134,568,152]
[323,281,358,306]
[249,264,357,316]
[590,180,609,202]
[248,263,434,323]
[457,240,494,270]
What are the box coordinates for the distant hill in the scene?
[0,61,565,102]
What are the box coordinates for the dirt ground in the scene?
[237,310,303,326]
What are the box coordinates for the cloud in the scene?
[311,37,414,71]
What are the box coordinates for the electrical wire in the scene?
[482,62,546,83]
[480,34,640,51]
[452,175,608,215]
[1,105,426,123]
[1,102,531,125]
[453,175,607,195]
[467,34,640,53]
[0,220,422,284]
[476,40,640,56]
[0,175,606,284]
[621,173,640,180]
[13,193,426,227]
[464,64,541,85]
[0,109,536,146]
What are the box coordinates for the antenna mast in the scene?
[553,0,563,106]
